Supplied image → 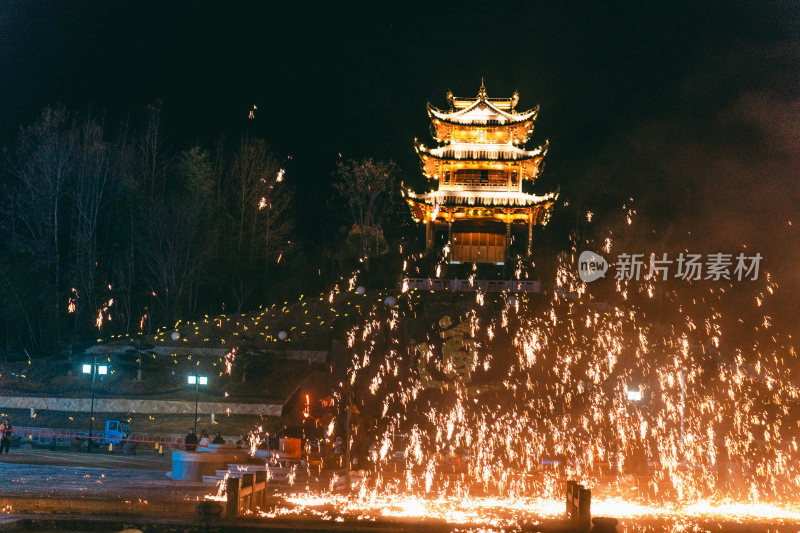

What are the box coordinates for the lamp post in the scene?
[81,358,108,453]
[188,374,208,436]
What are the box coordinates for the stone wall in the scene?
[0,396,281,416]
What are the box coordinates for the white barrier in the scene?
[403,278,541,293]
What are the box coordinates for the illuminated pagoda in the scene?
[403,81,557,264]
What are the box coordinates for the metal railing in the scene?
[226,470,268,517]
[403,278,541,293]
[441,181,512,190]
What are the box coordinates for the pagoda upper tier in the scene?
[415,141,548,182]
[426,83,539,144]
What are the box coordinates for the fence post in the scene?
[566,480,576,518]
[255,470,266,510]
[242,473,254,512]
[226,476,240,518]
[578,487,591,531]
[345,403,352,492]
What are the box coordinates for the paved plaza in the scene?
[0,449,206,516]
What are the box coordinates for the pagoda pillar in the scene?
[504,219,512,262]
[527,212,534,257]
[448,218,453,244]
[425,216,433,252]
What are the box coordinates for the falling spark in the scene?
[202,213,798,530]
[67,288,78,313]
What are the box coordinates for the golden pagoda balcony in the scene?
[441,182,515,191]
[429,143,543,161]
[405,189,557,208]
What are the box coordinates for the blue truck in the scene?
[75,420,131,446]
[101,420,131,445]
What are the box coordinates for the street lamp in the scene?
[188,374,208,436]
[82,358,108,452]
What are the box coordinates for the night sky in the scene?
[1,1,798,303]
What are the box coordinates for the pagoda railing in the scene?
[403,278,541,293]
[442,182,513,190]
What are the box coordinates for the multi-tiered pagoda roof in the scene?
[403,82,557,264]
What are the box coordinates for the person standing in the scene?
[0,418,12,454]
[184,428,198,451]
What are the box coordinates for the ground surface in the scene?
[0,448,206,518]
[0,449,798,532]
[0,448,172,472]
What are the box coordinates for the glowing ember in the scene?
[244,492,800,529]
